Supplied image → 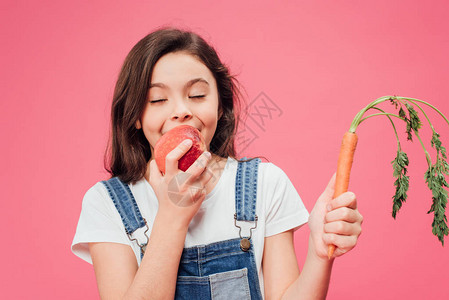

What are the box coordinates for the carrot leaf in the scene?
[424,160,449,246]
[353,96,448,245]
[431,132,447,160]
[426,131,449,245]
[391,150,410,219]
[401,102,423,141]
[405,102,423,132]
[398,107,406,120]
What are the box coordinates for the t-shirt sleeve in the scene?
[71,182,132,264]
[263,163,310,237]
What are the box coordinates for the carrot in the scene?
[328,131,358,259]
[325,96,449,259]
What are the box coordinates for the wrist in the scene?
[308,234,335,265]
[155,210,189,233]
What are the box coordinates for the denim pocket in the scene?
[209,268,251,300]
[176,275,210,300]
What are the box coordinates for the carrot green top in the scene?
[347,96,448,246]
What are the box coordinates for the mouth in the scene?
[162,125,201,135]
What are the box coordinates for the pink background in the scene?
[1,0,448,299]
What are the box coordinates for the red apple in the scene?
[154,125,206,174]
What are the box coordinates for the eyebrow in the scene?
[149,78,209,89]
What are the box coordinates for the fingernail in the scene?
[204,151,211,158]
[327,204,332,211]
[183,139,192,146]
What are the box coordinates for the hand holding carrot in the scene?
[308,173,363,260]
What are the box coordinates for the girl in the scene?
[72,27,363,299]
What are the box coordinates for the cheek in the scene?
[201,106,219,144]
[141,106,163,128]
[139,110,163,144]
[203,110,219,124]
[202,98,220,121]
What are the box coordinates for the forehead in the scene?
[150,51,215,86]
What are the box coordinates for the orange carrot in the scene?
[328,131,358,259]
[325,96,449,256]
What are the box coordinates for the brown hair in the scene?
[104,27,257,184]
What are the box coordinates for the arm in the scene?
[262,231,334,300]
[89,212,188,300]
[279,235,334,300]
[263,173,363,300]
[262,230,300,299]
[89,143,213,299]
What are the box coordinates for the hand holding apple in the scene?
[154,125,207,174]
[149,125,212,226]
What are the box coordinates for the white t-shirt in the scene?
[72,156,310,295]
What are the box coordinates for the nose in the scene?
[170,98,192,121]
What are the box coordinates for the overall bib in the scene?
[101,157,264,299]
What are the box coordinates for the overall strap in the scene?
[101,177,148,258]
[235,157,261,222]
[234,157,261,251]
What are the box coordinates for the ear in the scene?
[135,119,142,129]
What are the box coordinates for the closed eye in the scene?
[150,95,204,103]
[149,99,167,103]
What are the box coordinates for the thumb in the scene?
[320,172,336,202]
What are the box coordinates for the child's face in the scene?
[137,51,222,159]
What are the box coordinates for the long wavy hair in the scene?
[104,27,259,184]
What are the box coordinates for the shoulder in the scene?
[76,181,119,223]
[82,181,109,207]
[74,177,150,240]
[83,178,149,208]
[259,161,287,176]
[258,161,293,188]
[229,157,286,176]
[227,157,292,187]
[81,179,126,214]
[257,161,310,235]
[72,179,137,264]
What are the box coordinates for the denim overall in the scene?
[101,157,263,299]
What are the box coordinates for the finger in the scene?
[328,191,357,211]
[325,207,362,223]
[199,165,215,187]
[148,159,162,185]
[324,220,362,236]
[185,151,212,178]
[182,152,212,187]
[175,152,213,195]
[183,178,209,207]
[165,139,193,175]
[183,164,214,191]
[322,233,358,250]
[191,187,208,208]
